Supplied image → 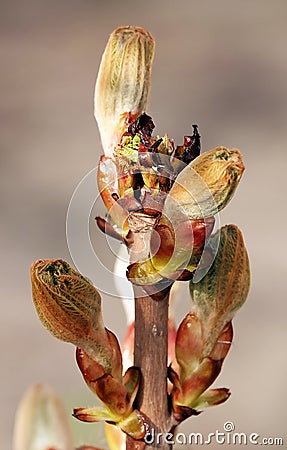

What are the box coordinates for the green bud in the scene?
[190,225,250,356]
[164,147,245,220]
[94,26,155,156]
[31,259,113,371]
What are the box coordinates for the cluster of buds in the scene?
[93,24,250,442]
[95,27,245,290]
[27,25,250,450]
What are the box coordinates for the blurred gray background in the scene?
[1,0,287,448]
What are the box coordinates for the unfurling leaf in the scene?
[190,224,250,356]
[30,259,113,372]
[94,26,155,156]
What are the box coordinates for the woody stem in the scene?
[126,231,174,449]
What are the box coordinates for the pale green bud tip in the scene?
[165,147,245,220]
[94,26,155,157]
[192,147,245,214]
[13,383,74,450]
[190,224,250,354]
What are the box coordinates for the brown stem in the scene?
[125,218,176,449]
[126,284,174,449]
[134,285,175,450]
[133,285,170,425]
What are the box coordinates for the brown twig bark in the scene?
[126,228,176,449]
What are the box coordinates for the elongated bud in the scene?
[164,147,244,220]
[95,26,155,156]
[190,224,250,356]
[13,383,74,450]
[31,259,112,371]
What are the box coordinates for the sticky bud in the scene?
[30,259,113,372]
[94,26,155,156]
[190,224,250,356]
[164,147,245,220]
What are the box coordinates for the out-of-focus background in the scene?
[1,1,287,448]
